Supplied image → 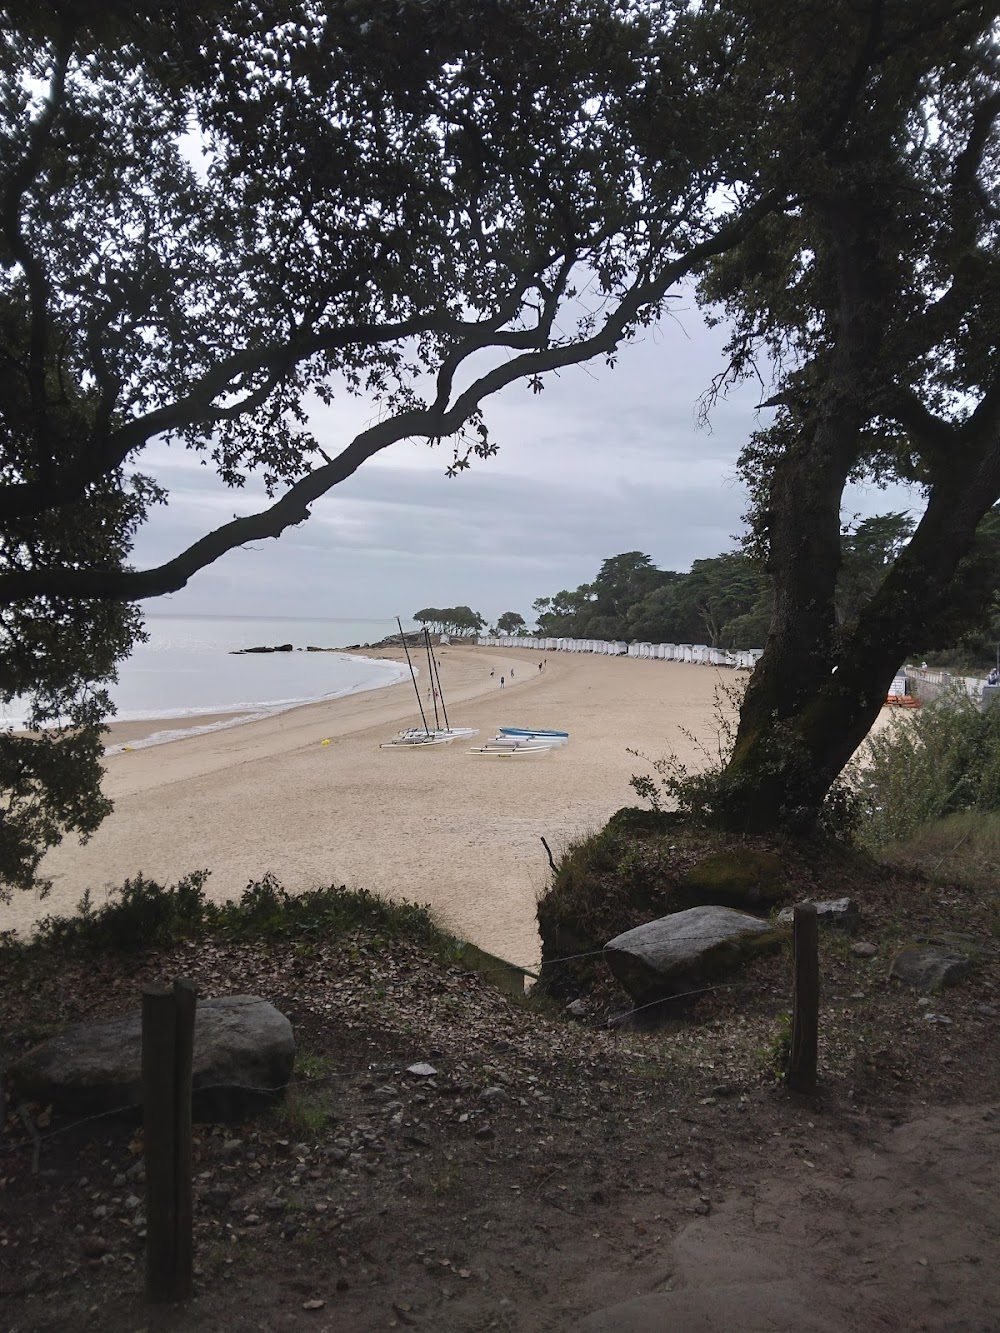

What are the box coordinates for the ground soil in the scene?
[1,858,999,1332]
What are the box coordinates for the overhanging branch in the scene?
[0,197,780,605]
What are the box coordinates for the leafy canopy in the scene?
[1,0,785,893]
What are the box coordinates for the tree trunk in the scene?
[718,445,1000,834]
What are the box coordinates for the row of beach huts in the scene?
[476,635,764,670]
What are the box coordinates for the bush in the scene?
[35,870,211,951]
[214,874,442,945]
[27,871,444,954]
[849,688,1000,847]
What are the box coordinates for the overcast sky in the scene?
[135,296,919,630]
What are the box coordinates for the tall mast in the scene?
[424,628,441,730]
[431,639,451,731]
[397,617,430,735]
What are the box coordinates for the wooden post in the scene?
[143,983,177,1303]
[788,903,819,1094]
[172,979,197,1300]
[143,979,197,1303]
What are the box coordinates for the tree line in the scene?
[532,516,1000,664]
[413,608,528,636]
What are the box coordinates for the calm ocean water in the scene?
[2,614,415,739]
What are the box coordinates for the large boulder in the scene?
[605,906,789,1005]
[777,897,860,933]
[10,995,294,1123]
[890,945,972,993]
[678,849,789,911]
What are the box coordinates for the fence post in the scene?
[142,979,197,1303]
[172,979,197,1300]
[788,903,819,1094]
[143,983,177,1302]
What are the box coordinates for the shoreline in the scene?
[5,647,900,964]
[103,646,414,751]
[5,646,734,964]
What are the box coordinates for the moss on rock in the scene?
[678,848,790,910]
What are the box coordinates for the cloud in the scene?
[133,304,921,623]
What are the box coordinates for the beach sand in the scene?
[5,647,740,967]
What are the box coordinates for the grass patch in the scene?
[294,1050,336,1081]
[877,809,1000,888]
[271,1091,331,1137]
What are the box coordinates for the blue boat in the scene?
[499,726,569,738]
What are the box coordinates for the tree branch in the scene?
[0,191,781,605]
[1,30,73,465]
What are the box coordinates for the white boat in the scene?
[468,743,556,756]
[381,726,478,749]
[498,726,569,738]
[381,620,476,749]
[479,733,568,749]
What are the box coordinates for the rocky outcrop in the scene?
[232,644,294,654]
[10,995,294,1122]
[604,906,789,1006]
[890,945,972,993]
[777,897,860,933]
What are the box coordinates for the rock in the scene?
[890,945,972,993]
[10,996,294,1122]
[406,1063,438,1078]
[479,1086,508,1104]
[851,941,878,958]
[977,1004,999,1017]
[777,898,860,934]
[566,999,588,1018]
[679,849,790,911]
[604,906,790,1005]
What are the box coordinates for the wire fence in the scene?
[2,906,764,1169]
[0,971,740,1170]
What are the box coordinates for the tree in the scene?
[532,587,596,637]
[700,0,1000,831]
[414,606,484,635]
[495,611,526,635]
[624,554,768,646]
[836,513,915,628]
[449,607,486,637]
[2,1,789,891]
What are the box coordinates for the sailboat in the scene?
[380,621,478,748]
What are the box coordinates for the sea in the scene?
[1,614,414,746]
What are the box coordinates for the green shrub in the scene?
[34,869,211,951]
[848,688,1000,847]
[215,875,442,945]
[26,871,445,955]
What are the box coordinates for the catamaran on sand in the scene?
[380,620,479,749]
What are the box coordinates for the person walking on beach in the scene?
[538,661,543,673]
[510,667,514,680]
[490,668,495,679]
[500,675,505,688]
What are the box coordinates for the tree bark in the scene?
[718,438,1000,833]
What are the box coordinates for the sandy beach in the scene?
[4,646,739,967]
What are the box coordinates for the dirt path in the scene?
[578,1103,999,1332]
